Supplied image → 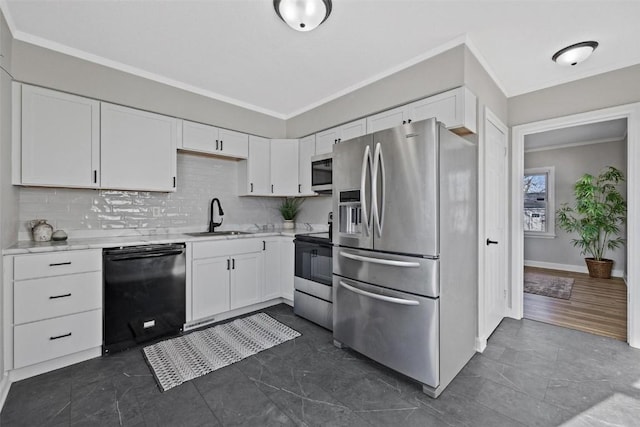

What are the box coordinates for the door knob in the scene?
[486,239,498,245]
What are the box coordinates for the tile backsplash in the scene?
[18,153,283,238]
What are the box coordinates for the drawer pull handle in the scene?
[50,332,72,341]
[49,293,72,300]
[49,262,71,267]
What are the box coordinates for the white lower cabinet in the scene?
[8,249,103,372]
[14,310,102,369]
[192,256,231,320]
[262,238,282,301]
[190,239,263,322]
[230,253,262,310]
[280,237,295,301]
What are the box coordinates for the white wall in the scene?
[524,139,627,275]
[17,153,285,237]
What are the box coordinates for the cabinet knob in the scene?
[220,140,223,151]
[271,184,274,193]
[216,140,219,150]
[298,184,301,193]
[408,119,412,124]
[250,183,254,192]
[402,120,406,124]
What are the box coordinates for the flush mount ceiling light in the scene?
[552,41,599,66]
[273,0,332,32]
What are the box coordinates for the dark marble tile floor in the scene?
[2,304,640,426]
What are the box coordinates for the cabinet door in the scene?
[262,239,281,301]
[270,139,299,195]
[230,252,262,310]
[298,135,315,195]
[366,105,407,133]
[21,85,100,188]
[101,103,177,192]
[280,238,295,301]
[339,118,367,142]
[408,87,477,133]
[315,126,340,155]
[182,120,217,153]
[246,135,270,195]
[192,257,230,320]
[218,128,248,159]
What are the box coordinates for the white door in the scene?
[340,118,367,142]
[262,239,281,301]
[101,103,177,192]
[21,85,100,188]
[230,252,262,310]
[298,135,315,195]
[280,238,295,301]
[246,136,270,195]
[182,120,217,153]
[483,109,509,338]
[270,139,299,195]
[192,257,230,320]
[218,128,248,159]
[315,126,340,155]
[407,90,457,126]
[366,105,407,133]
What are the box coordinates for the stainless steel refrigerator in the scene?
[332,118,477,398]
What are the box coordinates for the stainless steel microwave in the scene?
[311,152,332,194]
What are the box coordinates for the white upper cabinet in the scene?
[315,118,367,155]
[408,87,477,134]
[101,103,178,192]
[270,139,299,196]
[298,134,315,195]
[366,87,477,134]
[19,85,100,188]
[181,120,248,159]
[240,135,271,195]
[366,105,408,134]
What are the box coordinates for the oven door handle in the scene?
[339,281,420,306]
[339,251,420,268]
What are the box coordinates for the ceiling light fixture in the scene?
[552,41,599,66]
[273,0,332,32]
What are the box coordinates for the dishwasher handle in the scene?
[107,250,184,262]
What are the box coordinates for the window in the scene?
[524,167,555,237]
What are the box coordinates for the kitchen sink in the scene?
[184,230,252,237]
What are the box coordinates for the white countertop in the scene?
[3,228,316,255]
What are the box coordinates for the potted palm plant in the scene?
[279,197,304,229]
[556,166,626,279]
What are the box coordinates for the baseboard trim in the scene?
[475,337,487,353]
[184,299,288,332]
[0,372,11,411]
[524,260,624,278]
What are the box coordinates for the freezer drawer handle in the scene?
[50,332,72,341]
[339,281,419,306]
[340,251,420,268]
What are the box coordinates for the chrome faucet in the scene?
[209,198,224,232]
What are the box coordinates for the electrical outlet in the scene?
[152,207,161,217]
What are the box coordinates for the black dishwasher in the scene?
[103,243,186,354]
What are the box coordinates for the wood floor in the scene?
[523,266,627,341]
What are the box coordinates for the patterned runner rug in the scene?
[524,272,574,300]
[143,313,301,391]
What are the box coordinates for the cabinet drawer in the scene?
[14,250,101,280]
[14,271,102,325]
[192,238,262,259]
[14,309,102,369]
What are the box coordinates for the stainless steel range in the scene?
[332,118,477,398]
[293,232,333,330]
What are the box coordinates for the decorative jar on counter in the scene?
[30,219,53,241]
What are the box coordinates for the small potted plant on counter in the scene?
[279,197,304,229]
[556,165,626,279]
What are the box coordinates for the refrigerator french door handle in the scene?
[339,251,420,268]
[339,281,420,306]
[360,145,373,235]
[372,142,386,237]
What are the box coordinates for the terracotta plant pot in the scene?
[585,258,613,279]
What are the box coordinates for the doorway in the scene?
[511,103,640,348]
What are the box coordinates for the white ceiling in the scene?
[2,0,640,120]
[524,118,627,152]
